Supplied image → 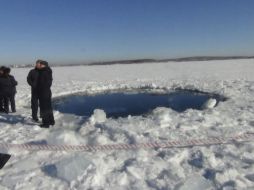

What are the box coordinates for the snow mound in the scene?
[90,109,107,124]
[202,98,217,109]
[47,130,85,145]
[42,154,93,183]
[152,107,172,127]
[179,174,213,190]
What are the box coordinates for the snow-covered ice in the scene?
[0,59,254,189]
[42,154,94,184]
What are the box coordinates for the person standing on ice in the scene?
[0,66,6,112]
[4,67,18,113]
[37,60,55,128]
[27,60,41,121]
[0,66,12,113]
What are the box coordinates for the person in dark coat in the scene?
[37,61,55,128]
[4,67,18,112]
[27,60,41,121]
[0,67,12,113]
[0,67,5,112]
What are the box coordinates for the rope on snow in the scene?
[0,132,253,152]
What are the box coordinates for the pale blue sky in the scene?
[0,0,254,65]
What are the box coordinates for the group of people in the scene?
[0,66,17,113]
[0,60,55,128]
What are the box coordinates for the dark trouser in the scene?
[4,97,9,113]
[31,90,40,119]
[0,96,5,112]
[39,91,55,126]
[0,95,9,113]
[9,93,16,112]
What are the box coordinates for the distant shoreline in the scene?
[10,56,254,68]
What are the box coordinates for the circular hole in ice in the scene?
[53,89,227,118]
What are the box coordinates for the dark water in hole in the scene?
[54,90,226,118]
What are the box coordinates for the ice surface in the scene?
[0,59,254,189]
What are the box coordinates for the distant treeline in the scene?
[10,56,254,68]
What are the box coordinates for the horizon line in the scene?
[6,55,254,68]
